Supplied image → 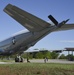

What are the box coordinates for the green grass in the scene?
[0,59,14,62]
[0,63,74,75]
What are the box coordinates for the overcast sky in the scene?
[0,0,74,52]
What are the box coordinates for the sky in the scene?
[0,0,74,53]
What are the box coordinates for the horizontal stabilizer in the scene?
[54,24,74,32]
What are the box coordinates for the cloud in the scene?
[59,40,74,43]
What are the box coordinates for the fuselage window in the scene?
[12,37,16,45]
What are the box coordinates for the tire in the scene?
[20,58,23,62]
[15,57,19,62]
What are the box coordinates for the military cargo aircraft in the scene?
[0,4,74,62]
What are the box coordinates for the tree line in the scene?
[0,49,74,61]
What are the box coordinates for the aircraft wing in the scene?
[54,24,74,32]
[4,4,51,32]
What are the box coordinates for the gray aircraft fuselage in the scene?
[0,4,72,56]
[0,25,56,55]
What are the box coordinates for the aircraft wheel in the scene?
[15,57,19,62]
[20,58,23,62]
[15,57,23,62]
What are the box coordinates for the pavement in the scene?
[0,59,74,64]
[28,59,74,64]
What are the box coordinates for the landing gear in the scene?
[15,56,23,62]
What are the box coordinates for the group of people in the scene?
[27,57,48,63]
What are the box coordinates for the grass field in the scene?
[0,63,74,75]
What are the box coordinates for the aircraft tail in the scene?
[48,15,69,27]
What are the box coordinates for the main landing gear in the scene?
[15,56,23,62]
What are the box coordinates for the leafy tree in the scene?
[42,51,52,59]
[66,54,74,61]
[50,52,59,59]
[59,54,66,59]
[35,52,44,59]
